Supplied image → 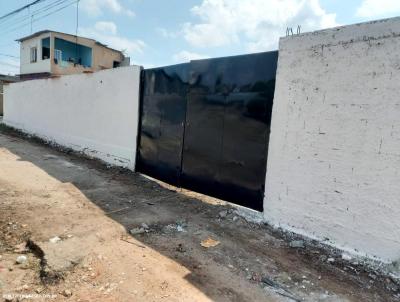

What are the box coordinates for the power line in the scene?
[0,0,78,37]
[0,42,18,47]
[32,0,67,16]
[0,0,65,26]
[0,53,19,59]
[0,61,19,68]
[0,0,72,33]
[0,0,49,22]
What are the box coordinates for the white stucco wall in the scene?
[20,33,52,75]
[4,66,141,170]
[264,17,400,263]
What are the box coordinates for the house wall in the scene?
[92,44,124,70]
[51,32,123,75]
[3,66,141,170]
[264,17,400,263]
[20,33,52,75]
[20,32,124,76]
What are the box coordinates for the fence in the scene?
[4,66,141,169]
[264,17,400,263]
[137,52,278,211]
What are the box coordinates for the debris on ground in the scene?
[176,225,185,232]
[342,253,352,261]
[129,227,146,235]
[201,238,220,248]
[176,243,186,253]
[49,236,62,244]
[218,210,228,218]
[61,289,73,297]
[120,236,146,248]
[261,276,280,288]
[175,220,188,232]
[13,242,27,253]
[289,240,305,248]
[129,223,151,235]
[161,221,187,233]
[16,255,27,264]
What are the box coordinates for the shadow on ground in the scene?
[0,127,398,302]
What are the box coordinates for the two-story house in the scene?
[17,30,130,80]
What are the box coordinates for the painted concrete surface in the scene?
[264,17,400,263]
[20,31,52,75]
[4,66,141,170]
[0,93,3,116]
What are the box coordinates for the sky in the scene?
[0,0,400,74]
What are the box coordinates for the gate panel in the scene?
[136,64,189,186]
[182,52,278,210]
[180,93,226,195]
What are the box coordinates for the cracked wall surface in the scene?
[264,17,400,262]
[4,66,141,170]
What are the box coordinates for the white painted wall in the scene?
[264,17,400,263]
[4,66,141,170]
[20,33,51,75]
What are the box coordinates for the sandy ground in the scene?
[0,129,399,302]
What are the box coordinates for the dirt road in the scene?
[0,129,398,302]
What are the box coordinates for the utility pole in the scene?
[76,0,79,37]
[75,0,80,65]
[29,5,32,33]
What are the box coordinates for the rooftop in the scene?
[16,30,123,55]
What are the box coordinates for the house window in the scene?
[42,37,50,60]
[30,47,37,63]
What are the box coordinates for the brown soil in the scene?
[0,129,398,302]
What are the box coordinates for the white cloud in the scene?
[356,0,400,18]
[94,21,117,35]
[172,50,209,63]
[156,27,179,39]
[182,0,337,52]
[80,22,145,57]
[125,9,135,18]
[81,0,135,17]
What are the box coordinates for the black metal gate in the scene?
[136,63,189,186]
[136,51,278,211]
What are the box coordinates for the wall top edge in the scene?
[279,16,400,50]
